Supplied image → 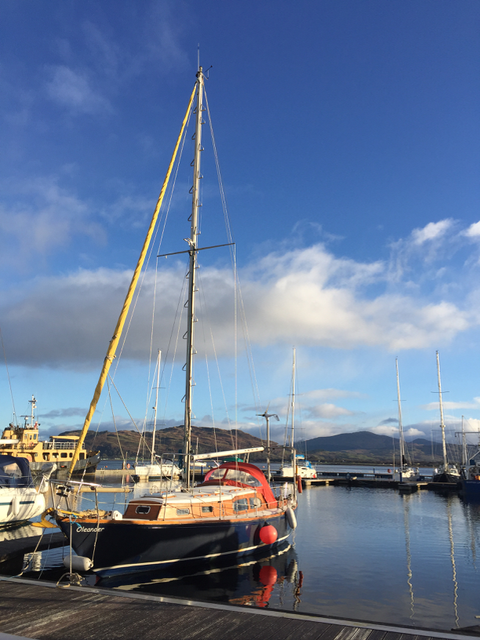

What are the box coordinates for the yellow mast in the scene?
[66,84,197,480]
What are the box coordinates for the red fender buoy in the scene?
[297,476,303,493]
[259,524,278,544]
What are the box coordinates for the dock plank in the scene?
[0,577,476,640]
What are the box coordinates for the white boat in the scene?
[53,66,298,577]
[132,460,181,482]
[0,455,55,527]
[279,456,317,479]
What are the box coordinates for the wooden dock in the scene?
[300,477,459,493]
[0,576,477,640]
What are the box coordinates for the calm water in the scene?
[12,465,480,631]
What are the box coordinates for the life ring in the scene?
[286,506,297,529]
[297,477,303,493]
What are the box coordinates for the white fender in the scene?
[10,495,20,517]
[63,556,93,572]
[286,506,297,530]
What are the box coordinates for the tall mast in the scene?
[65,82,196,481]
[183,67,204,487]
[291,348,296,448]
[396,358,405,468]
[291,348,297,478]
[436,351,448,469]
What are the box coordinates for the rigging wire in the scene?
[204,88,263,435]
[0,326,17,425]
[107,377,125,462]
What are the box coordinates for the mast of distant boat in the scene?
[151,350,161,466]
[396,358,406,469]
[291,348,297,479]
[436,351,449,471]
[183,67,204,488]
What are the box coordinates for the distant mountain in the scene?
[299,431,396,452]
[59,426,459,465]
[298,430,455,465]
[60,425,271,461]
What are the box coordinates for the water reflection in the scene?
[97,542,302,610]
[402,495,414,620]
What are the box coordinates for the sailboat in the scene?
[394,358,418,482]
[433,352,460,484]
[132,351,181,482]
[53,67,298,577]
[279,350,317,480]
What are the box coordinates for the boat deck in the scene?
[0,577,477,640]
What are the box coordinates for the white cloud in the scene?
[369,425,398,437]
[0,177,105,271]
[404,428,426,438]
[1,234,479,369]
[411,220,453,246]
[45,65,112,114]
[304,404,354,419]
[302,389,365,402]
[465,222,480,238]
[421,399,480,411]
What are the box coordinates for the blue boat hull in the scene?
[57,511,293,578]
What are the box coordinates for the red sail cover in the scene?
[202,462,277,506]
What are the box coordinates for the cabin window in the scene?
[61,453,68,459]
[201,506,213,513]
[249,497,261,509]
[208,468,225,480]
[225,469,262,486]
[233,498,249,512]
[135,505,151,515]
[176,508,190,516]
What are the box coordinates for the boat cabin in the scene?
[122,462,278,522]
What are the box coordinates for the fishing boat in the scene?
[0,397,100,478]
[0,454,55,527]
[433,352,461,484]
[53,66,298,577]
[393,358,418,482]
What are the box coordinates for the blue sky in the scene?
[1,0,479,449]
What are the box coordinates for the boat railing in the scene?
[42,441,85,451]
